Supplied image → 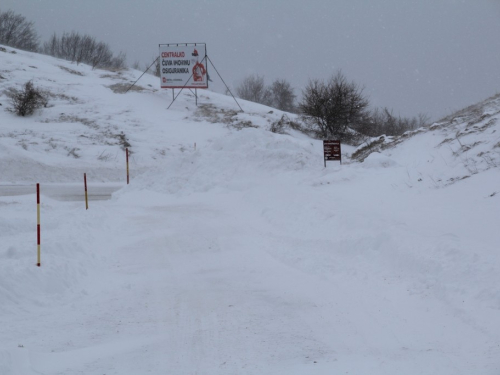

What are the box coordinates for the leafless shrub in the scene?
[354,108,430,137]
[270,114,297,134]
[6,80,48,116]
[270,114,287,134]
[114,132,131,150]
[0,10,39,51]
[42,32,126,70]
[145,56,160,77]
[65,147,80,158]
[131,60,141,70]
[266,79,296,112]
[299,70,369,142]
[236,74,270,105]
[235,75,297,114]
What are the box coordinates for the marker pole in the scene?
[84,173,89,210]
[36,183,41,267]
[126,148,129,184]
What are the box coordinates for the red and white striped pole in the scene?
[84,173,89,210]
[126,148,129,184]
[36,183,41,267]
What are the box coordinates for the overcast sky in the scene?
[2,0,500,120]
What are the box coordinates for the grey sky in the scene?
[2,0,500,120]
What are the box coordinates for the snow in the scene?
[1,45,500,374]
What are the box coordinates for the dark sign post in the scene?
[323,140,341,167]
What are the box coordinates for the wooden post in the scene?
[84,173,89,210]
[126,148,129,184]
[36,183,41,267]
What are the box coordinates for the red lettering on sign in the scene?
[161,52,185,58]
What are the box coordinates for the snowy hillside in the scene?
[1,46,500,374]
[353,92,500,189]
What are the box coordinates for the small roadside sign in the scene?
[323,140,341,167]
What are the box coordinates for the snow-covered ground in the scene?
[1,46,499,374]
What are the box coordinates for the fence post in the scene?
[36,183,41,267]
[126,148,129,184]
[84,173,89,210]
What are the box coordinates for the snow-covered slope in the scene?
[353,92,500,189]
[1,46,499,375]
[0,45,305,184]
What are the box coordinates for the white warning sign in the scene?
[159,44,208,89]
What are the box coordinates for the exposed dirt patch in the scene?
[107,83,146,94]
[58,65,85,76]
[195,103,258,129]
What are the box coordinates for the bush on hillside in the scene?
[354,107,430,137]
[266,79,296,112]
[236,75,297,112]
[42,32,126,70]
[144,56,160,77]
[7,80,48,116]
[236,74,270,105]
[0,10,39,51]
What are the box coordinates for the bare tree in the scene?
[299,70,369,141]
[43,33,59,57]
[58,32,72,59]
[236,74,271,105]
[76,35,96,65]
[355,107,430,137]
[108,51,127,70]
[42,31,126,70]
[67,32,81,62]
[266,79,296,112]
[90,42,112,69]
[0,10,39,51]
[145,56,160,77]
[131,60,141,70]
